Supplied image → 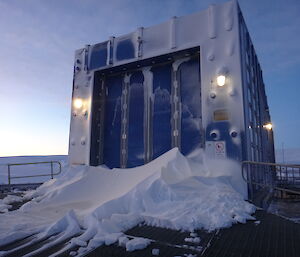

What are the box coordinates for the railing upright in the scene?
[242,161,300,197]
[50,162,54,179]
[7,164,11,186]
[6,161,62,186]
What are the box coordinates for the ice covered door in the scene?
[127,71,145,167]
[178,57,202,155]
[103,75,123,168]
[152,64,172,159]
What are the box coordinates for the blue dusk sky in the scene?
[0,0,299,156]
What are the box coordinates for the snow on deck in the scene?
[0,148,255,256]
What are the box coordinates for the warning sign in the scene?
[215,141,226,157]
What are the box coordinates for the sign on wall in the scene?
[205,141,227,159]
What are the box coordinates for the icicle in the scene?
[142,67,153,163]
[120,74,131,168]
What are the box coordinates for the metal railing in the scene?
[242,161,300,196]
[7,161,62,186]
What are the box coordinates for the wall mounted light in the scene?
[73,98,83,109]
[217,75,226,87]
[216,67,229,87]
[263,123,273,130]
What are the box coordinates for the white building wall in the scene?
[68,0,245,166]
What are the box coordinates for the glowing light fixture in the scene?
[217,75,226,87]
[73,98,83,109]
[263,123,273,130]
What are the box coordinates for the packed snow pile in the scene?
[0,148,255,255]
[0,195,23,213]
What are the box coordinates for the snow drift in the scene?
[0,148,255,256]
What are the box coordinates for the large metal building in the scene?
[68,0,275,172]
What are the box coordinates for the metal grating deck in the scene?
[83,210,300,257]
[1,205,300,256]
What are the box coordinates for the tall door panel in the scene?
[152,64,172,159]
[127,71,145,167]
[179,58,202,155]
[103,76,122,168]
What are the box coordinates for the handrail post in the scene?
[5,161,62,187]
[241,160,300,197]
[58,161,62,175]
[50,162,54,179]
[8,164,11,187]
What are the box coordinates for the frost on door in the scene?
[127,71,145,168]
[152,64,172,160]
[178,58,202,155]
[103,76,122,169]
[91,48,202,168]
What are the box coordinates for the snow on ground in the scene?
[0,148,255,256]
[0,194,23,213]
[0,155,68,184]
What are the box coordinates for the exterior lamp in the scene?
[73,98,83,109]
[217,75,226,87]
[263,123,273,130]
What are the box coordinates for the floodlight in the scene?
[217,75,226,87]
[73,98,83,109]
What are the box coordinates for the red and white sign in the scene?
[215,141,226,157]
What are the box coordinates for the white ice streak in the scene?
[184,237,201,244]
[0,210,81,257]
